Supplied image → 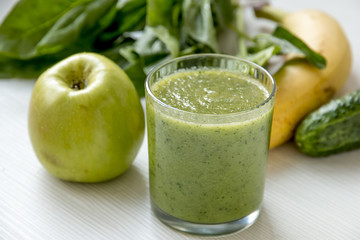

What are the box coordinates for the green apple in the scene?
[28,53,145,182]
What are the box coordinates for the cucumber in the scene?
[295,89,360,157]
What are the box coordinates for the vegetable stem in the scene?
[254,5,288,23]
[235,5,247,58]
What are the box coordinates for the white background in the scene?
[1,0,360,239]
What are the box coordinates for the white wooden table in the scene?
[1,0,360,239]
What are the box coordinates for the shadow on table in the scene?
[46,163,146,196]
[36,163,149,217]
[267,140,360,176]
[31,164,150,237]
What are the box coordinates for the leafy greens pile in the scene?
[0,0,325,96]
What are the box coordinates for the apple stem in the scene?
[71,81,85,90]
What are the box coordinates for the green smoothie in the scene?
[146,69,273,224]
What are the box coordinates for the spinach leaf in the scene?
[252,34,302,56]
[122,62,148,97]
[211,0,234,30]
[146,0,181,57]
[250,26,326,70]
[114,0,146,33]
[95,0,146,48]
[0,0,117,59]
[234,5,247,58]
[182,0,219,52]
[0,55,57,79]
[117,27,172,96]
[114,0,184,96]
[114,0,235,96]
[133,28,170,65]
[247,45,281,67]
[272,26,326,69]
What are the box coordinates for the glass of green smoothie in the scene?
[145,54,276,235]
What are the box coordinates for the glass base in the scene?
[151,202,260,236]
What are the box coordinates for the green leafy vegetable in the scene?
[0,0,117,59]
[272,26,327,69]
[95,0,146,48]
[234,5,247,58]
[182,0,219,52]
[247,45,281,66]
[252,33,302,56]
[146,0,181,57]
[0,55,56,78]
[0,0,327,96]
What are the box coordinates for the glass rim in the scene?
[145,53,276,117]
